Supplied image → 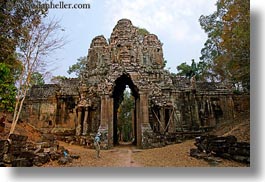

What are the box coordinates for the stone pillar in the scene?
[100,95,108,128]
[139,90,153,149]
[193,95,200,128]
[82,107,89,135]
[221,95,235,121]
[140,91,149,125]
[228,95,235,119]
[107,97,113,147]
[99,94,113,149]
[135,97,141,147]
[131,109,135,142]
[208,99,216,127]
[76,107,82,136]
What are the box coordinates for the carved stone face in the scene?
[87,49,98,69]
[143,34,160,46]
[118,46,130,61]
[86,19,165,70]
[93,39,104,47]
[90,36,108,48]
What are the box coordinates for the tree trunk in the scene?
[9,89,27,136]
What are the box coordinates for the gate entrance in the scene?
[112,74,139,146]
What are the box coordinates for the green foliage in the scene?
[218,0,250,91]
[0,0,47,65]
[199,5,224,81]
[176,59,206,80]
[0,0,48,111]
[199,0,250,91]
[67,56,87,77]
[30,72,45,86]
[137,27,150,37]
[118,90,134,142]
[163,59,167,68]
[0,63,16,112]
[233,89,242,95]
[177,62,192,78]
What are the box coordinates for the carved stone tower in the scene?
[79,19,171,148]
[22,19,235,149]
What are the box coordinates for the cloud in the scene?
[83,0,93,3]
[104,0,215,43]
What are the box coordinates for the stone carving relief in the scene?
[23,19,237,149]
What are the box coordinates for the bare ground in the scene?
[43,140,247,167]
[42,114,250,167]
[1,112,249,167]
[210,112,250,142]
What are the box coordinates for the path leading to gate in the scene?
[43,140,247,167]
[108,142,143,167]
[44,141,143,167]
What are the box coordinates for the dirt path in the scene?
[44,141,143,167]
[108,145,143,167]
[43,140,247,167]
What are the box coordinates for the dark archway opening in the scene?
[112,74,139,146]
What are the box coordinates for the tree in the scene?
[0,0,47,111]
[176,62,193,78]
[0,0,47,65]
[9,17,65,135]
[199,0,250,91]
[118,90,134,142]
[0,63,17,112]
[199,2,224,81]
[30,72,45,86]
[136,27,150,43]
[67,56,87,77]
[176,59,206,80]
[137,27,150,37]
[218,0,250,91]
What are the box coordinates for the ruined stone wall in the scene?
[22,84,60,129]
[22,19,249,149]
[21,79,79,134]
[232,94,250,115]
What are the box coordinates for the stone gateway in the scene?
[22,19,238,149]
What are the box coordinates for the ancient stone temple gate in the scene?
[77,19,167,148]
[22,19,236,149]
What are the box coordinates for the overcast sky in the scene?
[47,0,216,78]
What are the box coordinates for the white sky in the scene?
[47,0,216,78]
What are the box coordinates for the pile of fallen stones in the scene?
[57,135,93,148]
[0,134,79,167]
[142,132,183,149]
[190,135,250,164]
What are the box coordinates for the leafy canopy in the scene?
[30,72,45,86]
[117,90,134,142]
[197,0,250,91]
[0,0,48,111]
[67,56,87,77]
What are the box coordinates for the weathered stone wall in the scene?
[22,84,59,129]
[232,94,250,115]
[21,79,79,134]
[22,19,249,149]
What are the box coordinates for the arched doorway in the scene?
[112,74,139,146]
